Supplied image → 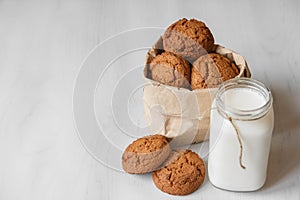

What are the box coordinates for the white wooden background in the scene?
[0,0,300,199]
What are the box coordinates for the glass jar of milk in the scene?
[208,78,274,191]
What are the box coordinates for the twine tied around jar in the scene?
[220,108,271,170]
[227,116,246,169]
[213,106,246,169]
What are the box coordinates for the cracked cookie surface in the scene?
[122,134,171,174]
[163,18,214,62]
[149,51,191,89]
[191,53,239,89]
[152,150,205,195]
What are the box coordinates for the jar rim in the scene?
[216,78,273,120]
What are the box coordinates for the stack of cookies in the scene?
[145,18,242,90]
[122,135,206,196]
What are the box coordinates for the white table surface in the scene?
[1,0,300,199]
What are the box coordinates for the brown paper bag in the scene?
[143,37,251,146]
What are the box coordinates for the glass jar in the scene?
[208,78,274,191]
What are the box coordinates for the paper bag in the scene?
[143,37,251,146]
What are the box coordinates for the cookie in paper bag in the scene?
[163,18,214,62]
[149,51,191,89]
[191,53,239,89]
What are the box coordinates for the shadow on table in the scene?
[263,85,300,190]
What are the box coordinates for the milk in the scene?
[208,78,274,191]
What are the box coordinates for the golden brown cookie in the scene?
[122,134,171,174]
[149,51,191,89]
[191,53,239,89]
[163,18,214,62]
[152,150,205,195]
